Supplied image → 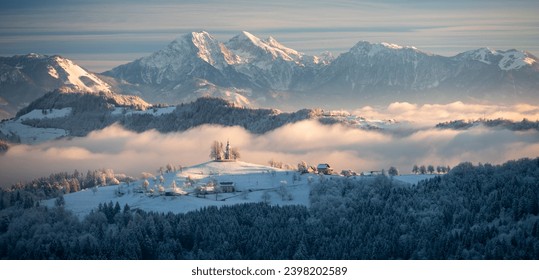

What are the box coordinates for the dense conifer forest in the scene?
[1,158,538,259]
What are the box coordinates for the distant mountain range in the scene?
[1,31,538,118]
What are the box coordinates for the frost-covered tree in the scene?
[99,174,106,186]
[419,165,427,174]
[230,147,241,160]
[210,140,224,161]
[142,180,150,191]
[141,172,154,179]
[5,157,539,260]
[297,161,309,174]
[388,166,399,176]
[427,165,435,174]
[54,195,65,207]
[166,163,173,173]
[412,165,419,174]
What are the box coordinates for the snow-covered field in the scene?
[0,108,72,144]
[1,105,176,144]
[18,108,72,121]
[0,119,68,144]
[43,160,438,218]
[393,174,437,185]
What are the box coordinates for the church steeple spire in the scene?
[225,140,231,160]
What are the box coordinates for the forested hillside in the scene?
[436,118,539,131]
[7,95,323,140]
[1,158,538,259]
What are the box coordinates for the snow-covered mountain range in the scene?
[1,31,538,118]
[104,31,539,108]
[102,31,330,107]
[307,41,539,105]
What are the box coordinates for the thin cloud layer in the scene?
[355,102,539,126]
[1,115,538,187]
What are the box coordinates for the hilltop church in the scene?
[212,140,239,162]
[223,140,233,161]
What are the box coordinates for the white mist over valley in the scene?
[2,101,538,187]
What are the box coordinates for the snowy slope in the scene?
[51,56,111,92]
[0,53,113,118]
[43,161,313,217]
[0,119,68,144]
[317,40,451,94]
[225,31,321,67]
[0,53,111,93]
[0,90,151,144]
[42,160,438,218]
[17,108,72,121]
[456,48,538,70]
[0,108,72,143]
[224,31,325,90]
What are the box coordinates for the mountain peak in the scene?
[498,49,537,70]
[226,31,307,64]
[238,30,259,41]
[228,31,264,49]
[26,53,47,59]
[380,42,404,50]
[350,40,422,57]
[457,47,537,70]
[9,53,112,93]
[144,30,232,70]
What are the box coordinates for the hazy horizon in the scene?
[1,0,539,72]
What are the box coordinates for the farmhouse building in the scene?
[219,181,235,193]
[317,163,333,175]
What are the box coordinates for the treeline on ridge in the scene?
[14,94,321,139]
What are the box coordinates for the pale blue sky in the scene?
[1,0,538,72]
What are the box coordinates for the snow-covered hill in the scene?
[0,54,112,118]
[0,89,151,143]
[42,160,437,217]
[0,97,397,144]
